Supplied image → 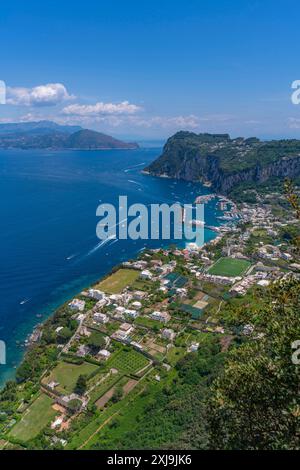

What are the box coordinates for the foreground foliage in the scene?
[208,277,300,450]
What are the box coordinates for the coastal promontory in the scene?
[145,131,300,193]
[0,121,139,150]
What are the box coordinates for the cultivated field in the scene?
[95,269,140,294]
[135,315,164,330]
[107,349,149,374]
[9,393,56,442]
[208,257,251,277]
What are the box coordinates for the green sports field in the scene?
[95,269,140,294]
[9,393,56,442]
[208,257,251,277]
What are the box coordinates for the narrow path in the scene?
[79,409,121,450]
[79,386,146,449]
[216,300,223,315]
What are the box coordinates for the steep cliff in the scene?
[145,131,300,193]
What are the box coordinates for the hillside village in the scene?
[0,187,299,450]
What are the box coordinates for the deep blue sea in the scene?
[0,147,222,386]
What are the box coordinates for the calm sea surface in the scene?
[0,147,222,385]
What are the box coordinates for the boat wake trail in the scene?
[128,179,143,187]
[86,235,116,256]
[124,162,146,172]
[108,238,119,247]
[66,253,78,260]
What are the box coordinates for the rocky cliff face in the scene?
[145,131,300,193]
[216,157,300,193]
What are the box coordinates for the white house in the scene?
[162,328,176,341]
[98,349,111,360]
[113,328,132,342]
[115,306,126,314]
[93,312,109,324]
[77,344,90,357]
[132,290,146,300]
[131,301,142,309]
[133,260,148,270]
[76,313,86,323]
[68,299,85,312]
[94,298,107,309]
[124,309,139,319]
[140,269,153,280]
[159,286,168,293]
[109,294,123,303]
[88,289,105,300]
[48,381,59,390]
[120,322,133,333]
[150,311,171,323]
[257,279,270,287]
[51,416,63,429]
[176,288,187,298]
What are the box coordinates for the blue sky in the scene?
[1,0,300,139]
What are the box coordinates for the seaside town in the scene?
[3,0,300,456]
[0,186,299,450]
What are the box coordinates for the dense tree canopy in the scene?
[208,277,300,450]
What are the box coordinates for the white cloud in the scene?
[128,114,200,129]
[288,117,300,129]
[127,113,235,130]
[0,117,14,123]
[62,100,141,116]
[198,114,235,122]
[244,119,262,125]
[55,112,201,131]
[18,113,45,122]
[7,83,75,107]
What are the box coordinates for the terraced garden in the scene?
[107,348,149,374]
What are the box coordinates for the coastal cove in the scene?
[0,147,224,386]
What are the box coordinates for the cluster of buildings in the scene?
[197,272,241,285]
[52,193,300,403]
[230,272,269,296]
[257,244,293,262]
[11,183,300,449]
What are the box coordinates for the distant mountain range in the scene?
[0,121,139,150]
[145,131,300,193]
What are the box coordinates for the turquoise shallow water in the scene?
[0,147,222,386]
